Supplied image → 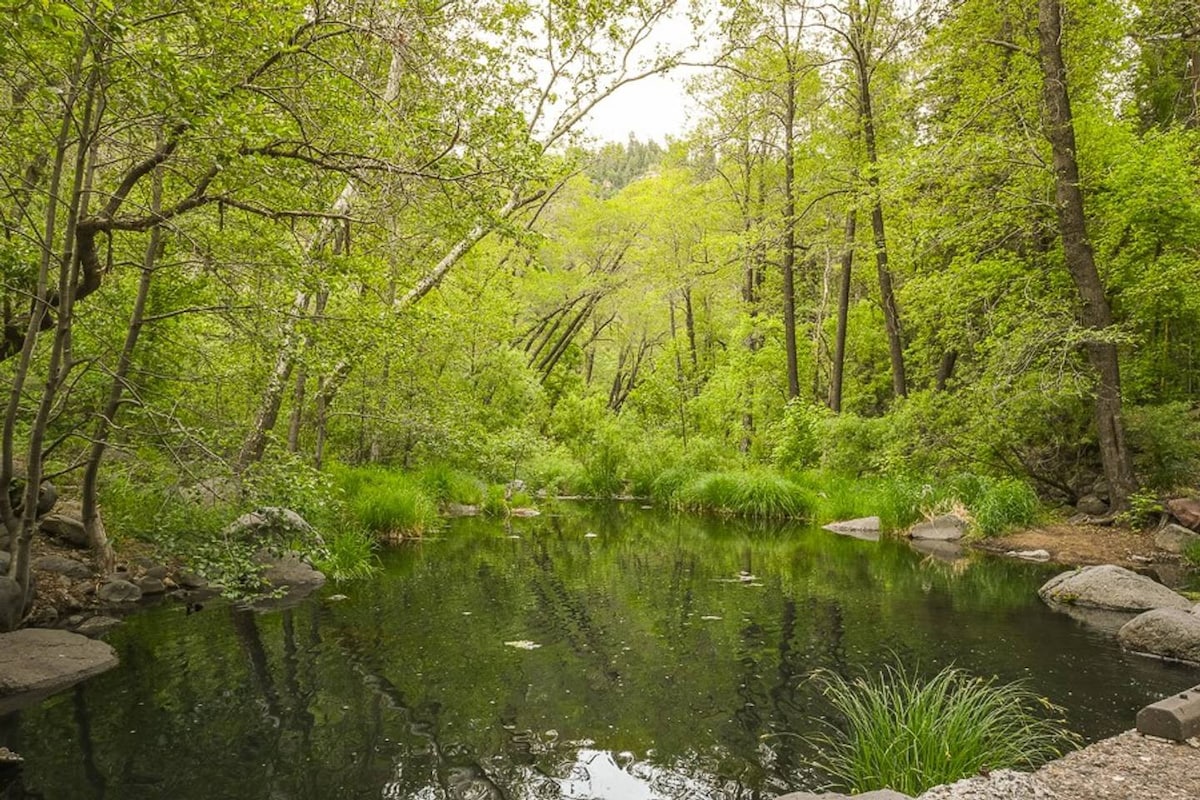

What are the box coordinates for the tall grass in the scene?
[334,467,440,539]
[973,479,1039,537]
[416,463,484,506]
[314,528,381,581]
[810,663,1077,796]
[673,470,812,519]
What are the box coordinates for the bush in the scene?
[674,470,812,519]
[770,400,827,472]
[973,479,1039,537]
[523,447,587,495]
[810,663,1077,796]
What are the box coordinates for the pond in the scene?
[2,502,1198,799]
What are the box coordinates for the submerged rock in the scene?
[910,538,964,562]
[0,628,118,701]
[1118,608,1200,665]
[1038,565,1191,613]
[909,514,968,541]
[75,615,122,638]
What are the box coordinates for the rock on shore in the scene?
[1038,565,1191,613]
[0,629,118,707]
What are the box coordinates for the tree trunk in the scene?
[829,210,857,412]
[1037,0,1137,510]
[781,76,801,400]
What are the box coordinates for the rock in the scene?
[1008,549,1051,561]
[178,572,208,589]
[0,628,118,699]
[1038,564,1191,613]
[1166,497,1200,530]
[445,503,479,517]
[0,550,10,574]
[909,514,968,541]
[33,555,92,579]
[38,500,88,548]
[144,564,168,579]
[136,577,166,595]
[223,507,316,541]
[75,616,121,638]
[1155,523,1200,554]
[1118,608,1200,665]
[509,507,541,518]
[917,769,1059,800]
[824,516,882,541]
[97,579,142,604]
[1092,477,1110,502]
[0,746,22,764]
[0,576,26,633]
[506,479,526,496]
[259,552,326,591]
[778,791,911,800]
[1136,684,1200,740]
[1076,494,1109,516]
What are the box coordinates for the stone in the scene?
[506,479,526,495]
[259,552,326,590]
[1008,549,1051,561]
[1092,477,1110,502]
[1118,608,1200,665]
[178,572,208,589]
[445,503,479,517]
[1136,684,1200,740]
[1155,523,1200,554]
[33,555,92,579]
[1038,564,1191,613]
[823,517,882,541]
[917,770,1059,800]
[0,628,118,698]
[1166,497,1200,530]
[38,501,88,548]
[144,564,168,579]
[0,576,25,632]
[778,791,911,800]
[1076,494,1109,516]
[909,514,968,541]
[97,579,142,604]
[75,615,121,638]
[0,550,10,574]
[223,507,315,541]
[509,507,541,518]
[136,577,166,595]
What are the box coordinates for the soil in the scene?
[974,524,1166,570]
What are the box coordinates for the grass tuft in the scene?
[809,663,1077,796]
[673,470,812,519]
[334,466,440,539]
[314,528,381,581]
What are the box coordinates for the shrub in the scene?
[810,663,1077,796]
[524,447,587,495]
[770,400,827,472]
[674,470,812,519]
[973,479,1039,537]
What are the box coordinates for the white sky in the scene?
[581,70,698,144]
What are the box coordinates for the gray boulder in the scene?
[0,550,10,574]
[1155,523,1200,554]
[97,579,142,604]
[136,577,166,595]
[1118,608,1200,665]
[445,503,479,517]
[33,555,92,579]
[918,770,1059,800]
[258,552,326,591]
[1076,494,1109,516]
[178,572,208,589]
[909,514,968,541]
[824,516,882,541]
[0,628,118,699]
[39,501,89,548]
[1038,564,1191,613]
[75,615,121,638]
[223,507,316,541]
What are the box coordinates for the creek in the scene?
[2,502,1197,799]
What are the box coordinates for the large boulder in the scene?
[1156,523,1200,554]
[1075,494,1108,517]
[1039,564,1191,613]
[1118,608,1200,665]
[256,551,326,592]
[0,629,118,702]
[38,500,88,548]
[1167,497,1200,531]
[223,507,316,541]
[97,579,142,604]
[824,516,882,541]
[909,514,968,541]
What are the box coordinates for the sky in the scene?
[581,70,698,144]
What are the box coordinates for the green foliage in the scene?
[672,470,812,519]
[314,528,381,582]
[1126,403,1200,490]
[1116,489,1165,530]
[334,467,440,539]
[1183,540,1200,568]
[973,479,1040,537]
[481,484,509,517]
[769,401,826,472]
[523,447,587,495]
[416,463,485,506]
[810,663,1077,796]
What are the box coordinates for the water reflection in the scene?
[2,503,1199,799]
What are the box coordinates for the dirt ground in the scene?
[974,524,1163,570]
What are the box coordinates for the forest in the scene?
[3,0,1200,619]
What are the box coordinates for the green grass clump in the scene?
[973,479,1039,537]
[416,463,484,506]
[811,663,1077,796]
[340,470,439,539]
[674,470,812,519]
[481,484,509,517]
[314,528,381,581]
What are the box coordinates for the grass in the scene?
[314,528,381,581]
[334,467,440,539]
[810,663,1077,796]
[973,479,1040,537]
[672,470,812,519]
[416,462,485,506]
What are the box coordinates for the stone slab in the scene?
[1136,685,1200,741]
[0,628,118,699]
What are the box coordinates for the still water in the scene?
[2,503,1198,799]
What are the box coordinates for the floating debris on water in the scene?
[505,640,542,650]
[584,532,599,538]
[700,615,722,621]
[327,594,349,602]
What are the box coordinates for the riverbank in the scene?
[973,523,1162,570]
